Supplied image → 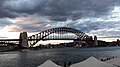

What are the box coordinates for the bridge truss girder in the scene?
[28,27,90,47]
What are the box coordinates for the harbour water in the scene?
[0,46,120,67]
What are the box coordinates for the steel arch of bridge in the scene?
[28,27,90,46]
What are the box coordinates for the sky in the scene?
[0,0,120,42]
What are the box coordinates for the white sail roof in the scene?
[105,57,120,66]
[70,56,116,67]
[38,60,61,67]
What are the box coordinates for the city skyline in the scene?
[0,0,120,42]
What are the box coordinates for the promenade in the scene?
[105,57,120,67]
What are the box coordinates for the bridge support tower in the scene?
[94,36,98,46]
[19,32,29,48]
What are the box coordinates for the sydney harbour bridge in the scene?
[0,27,98,49]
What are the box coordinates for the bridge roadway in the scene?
[0,39,92,41]
[28,39,89,41]
[0,39,20,41]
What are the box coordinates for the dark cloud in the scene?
[0,19,12,27]
[0,0,118,21]
[0,9,20,18]
[39,0,116,21]
[1,0,120,40]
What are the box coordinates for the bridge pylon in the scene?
[94,36,98,46]
[19,32,29,48]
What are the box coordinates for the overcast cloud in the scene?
[0,0,120,40]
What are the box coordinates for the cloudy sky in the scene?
[0,0,120,42]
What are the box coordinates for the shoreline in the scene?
[0,46,120,52]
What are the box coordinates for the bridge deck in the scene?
[0,39,92,41]
[0,39,20,41]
